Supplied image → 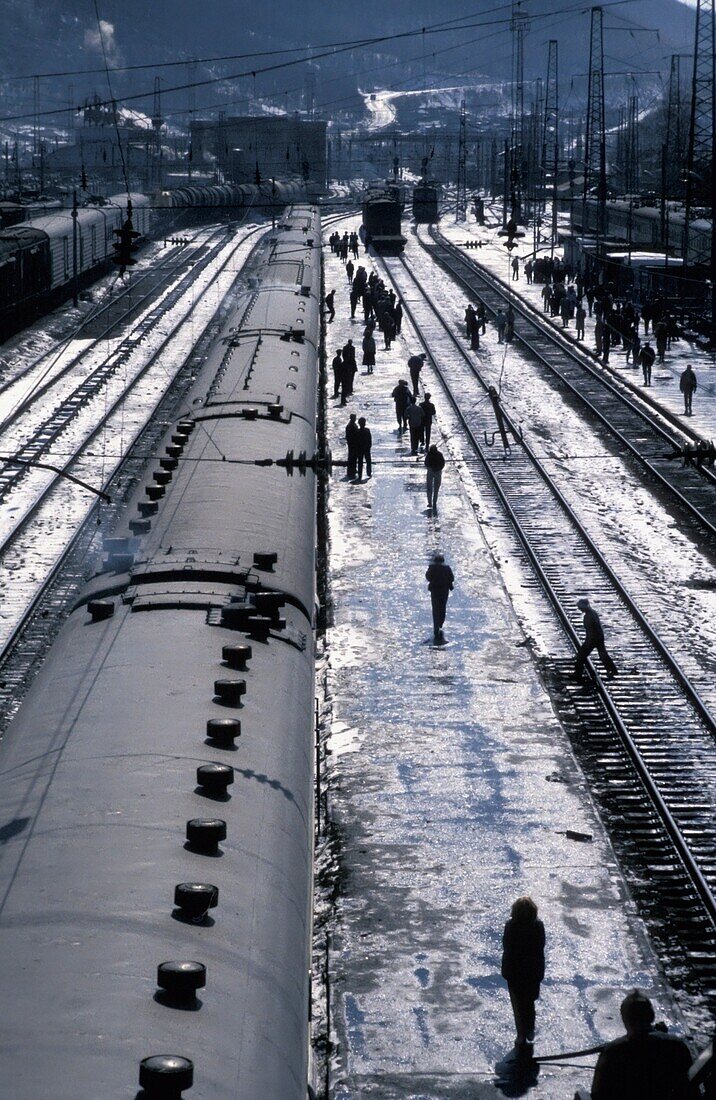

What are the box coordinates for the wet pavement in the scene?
[322,221,680,1099]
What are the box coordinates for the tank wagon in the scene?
[0,205,321,1099]
[0,192,151,336]
[412,181,440,223]
[157,179,306,211]
[361,186,406,254]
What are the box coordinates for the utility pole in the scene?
[626,90,640,193]
[510,1,529,221]
[151,76,164,190]
[72,190,79,307]
[456,98,468,222]
[683,0,715,279]
[665,55,684,198]
[583,6,607,265]
[542,40,559,253]
[33,75,40,158]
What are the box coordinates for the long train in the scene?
[570,197,712,265]
[0,192,152,336]
[156,179,307,210]
[0,204,321,1098]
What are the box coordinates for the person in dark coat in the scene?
[345,413,360,479]
[654,319,668,363]
[342,341,357,394]
[425,444,445,511]
[501,896,545,1050]
[356,417,372,480]
[408,352,427,396]
[680,365,697,416]
[425,552,454,641]
[638,341,655,386]
[346,259,354,285]
[324,289,335,323]
[331,349,343,398]
[406,400,425,455]
[575,302,586,340]
[465,304,479,349]
[420,392,436,449]
[394,299,403,335]
[574,597,618,679]
[392,379,413,430]
[362,330,376,374]
[590,990,697,1100]
[382,312,397,350]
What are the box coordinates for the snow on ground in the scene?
[400,229,716,714]
[323,218,679,1099]
[439,210,716,441]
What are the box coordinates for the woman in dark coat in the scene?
[501,896,545,1049]
[362,331,376,374]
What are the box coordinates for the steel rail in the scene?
[0,221,271,667]
[378,250,716,929]
[425,226,716,498]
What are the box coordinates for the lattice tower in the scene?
[582,6,607,250]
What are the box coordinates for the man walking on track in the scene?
[425,552,454,643]
[574,598,618,679]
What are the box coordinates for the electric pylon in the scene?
[665,55,684,197]
[683,0,715,266]
[542,40,559,248]
[582,6,607,255]
[510,1,529,220]
[456,98,468,222]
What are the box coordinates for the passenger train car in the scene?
[0,205,321,1099]
[0,192,151,336]
[573,197,712,264]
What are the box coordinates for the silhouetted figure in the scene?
[680,365,697,416]
[346,260,354,284]
[392,379,413,430]
[406,400,425,455]
[495,309,507,343]
[356,417,372,480]
[425,444,445,511]
[362,330,376,374]
[345,413,359,479]
[589,990,697,1100]
[420,393,436,449]
[465,304,480,350]
[654,319,668,363]
[511,256,519,281]
[576,302,586,340]
[394,299,403,335]
[425,552,454,642]
[638,342,655,387]
[324,289,335,323]
[501,896,545,1051]
[574,597,617,679]
[331,349,343,398]
[408,352,427,396]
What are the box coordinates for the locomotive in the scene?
[0,192,151,336]
[0,205,321,1099]
[361,184,406,254]
[412,181,441,223]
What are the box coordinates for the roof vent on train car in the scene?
[253,551,277,571]
[87,599,114,623]
[280,327,305,343]
[173,882,218,922]
[166,444,182,459]
[220,603,255,629]
[160,457,178,472]
[267,403,283,419]
[129,518,152,535]
[146,485,165,502]
[300,284,312,296]
[196,763,234,795]
[138,501,159,517]
[253,590,285,618]
[153,470,172,487]
[186,818,226,853]
[213,678,246,705]
[176,421,195,436]
[139,1054,194,1097]
[157,960,206,1000]
[206,717,241,746]
[222,644,252,670]
[241,407,259,420]
[246,614,272,642]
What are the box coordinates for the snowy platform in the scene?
[439,212,716,442]
[322,220,679,1099]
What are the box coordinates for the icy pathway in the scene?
[324,221,676,1099]
[439,214,716,441]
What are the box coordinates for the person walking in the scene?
[505,305,515,343]
[475,299,487,335]
[680,364,697,416]
[589,990,697,1100]
[425,444,445,511]
[420,392,436,449]
[465,304,480,350]
[575,301,586,340]
[425,552,454,642]
[356,417,372,480]
[324,289,335,323]
[406,400,425,455]
[331,349,343,398]
[511,255,520,281]
[560,296,571,328]
[525,258,533,284]
[394,299,403,335]
[654,319,668,363]
[495,309,507,343]
[346,259,354,285]
[574,597,618,679]
[638,341,655,386]
[345,413,360,479]
[391,379,413,431]
[362,329,376,374]
[342,340,357,394]
[501,896,546,1052]
[408,352,427,396]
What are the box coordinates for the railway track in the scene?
[417,225,716,539]
[0,221,270,666]
[378,249,716,1003]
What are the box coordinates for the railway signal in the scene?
[113,211,141,275]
